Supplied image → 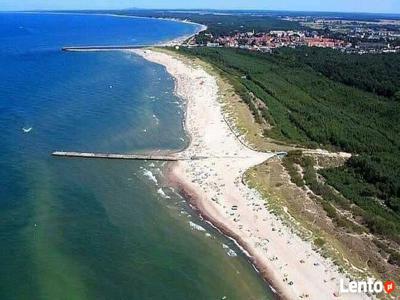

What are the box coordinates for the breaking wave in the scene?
[189,221,206,232]
[157,188,170,198]
[222,244,238,257]
[142,169,158,184]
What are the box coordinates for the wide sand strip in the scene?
[132,49,370,300]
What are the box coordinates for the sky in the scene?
[0,0,399,14]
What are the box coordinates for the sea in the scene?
[0,12,274,300]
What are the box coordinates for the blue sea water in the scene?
[0,13,273,299]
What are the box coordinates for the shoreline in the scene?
[132,49,370,300]
[166,168,281,297]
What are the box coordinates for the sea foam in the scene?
[189,221,206,232]
[142,169,158,184]
[222,244,238,257]
[157,188,170,199]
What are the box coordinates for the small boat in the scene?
[22,127,32,133]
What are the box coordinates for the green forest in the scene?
[176,47,400,243]
[275,47,400,99]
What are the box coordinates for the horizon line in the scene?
[1,8,400,16]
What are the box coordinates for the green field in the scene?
[176,47,400,245]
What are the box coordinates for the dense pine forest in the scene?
[176,47,400,243]
[275,47,400,99]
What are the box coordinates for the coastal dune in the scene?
[133,49,370,300]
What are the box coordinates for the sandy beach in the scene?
[133,49,371,300]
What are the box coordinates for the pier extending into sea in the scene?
[62,45,152,52]
[51,151,208,161]
[51,151,258,161]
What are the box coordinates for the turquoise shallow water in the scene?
[0,13,274,299]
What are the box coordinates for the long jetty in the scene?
[62,45,152,52]
[52,151,182,161]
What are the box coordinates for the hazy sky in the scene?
[0,0,399,14]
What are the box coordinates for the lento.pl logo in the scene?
[339,278,396,295]
[384,281,396,294]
